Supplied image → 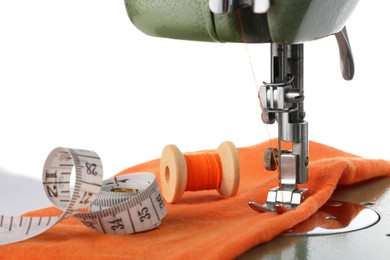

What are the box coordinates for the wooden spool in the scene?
[160,141,240,203]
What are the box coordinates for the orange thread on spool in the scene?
[160,141,240,203]
[183,153,223,191]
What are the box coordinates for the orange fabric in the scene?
[1,139,390,259]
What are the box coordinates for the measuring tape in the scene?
[0,147,167,245]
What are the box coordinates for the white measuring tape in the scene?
[0,147,167,245]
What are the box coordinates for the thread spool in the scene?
[160,141,240,203]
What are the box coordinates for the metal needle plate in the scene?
[238,177,390,259]
[282,200,380,236]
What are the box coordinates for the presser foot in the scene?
[249,187,309,214]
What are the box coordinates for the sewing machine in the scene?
[125,0,358,211]
[124,0,390,258]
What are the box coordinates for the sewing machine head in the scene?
[125,0,358,44]
[124,0,360,216]
[125,0,356,82]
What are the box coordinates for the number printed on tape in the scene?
[0,147,167,245]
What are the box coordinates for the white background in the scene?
[0,1,389,214]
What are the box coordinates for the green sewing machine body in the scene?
[124,0,359,44]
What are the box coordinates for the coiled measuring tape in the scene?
[0,147,167,245]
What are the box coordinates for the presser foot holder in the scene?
[249,187,309,214]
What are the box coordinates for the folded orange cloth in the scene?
[1,140,390,259]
